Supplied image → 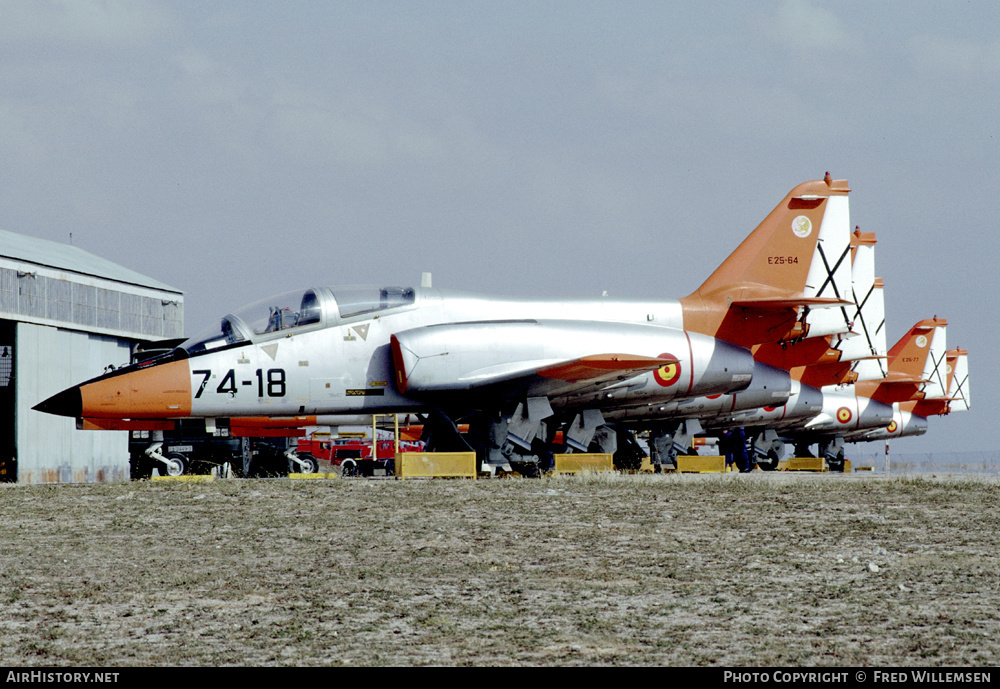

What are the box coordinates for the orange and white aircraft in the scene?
[780,317,951,468]
[706,215,968,469]
[847,347,970,443]
[35,175,858,476]
[693,227,888,469]
[695,316,948,471]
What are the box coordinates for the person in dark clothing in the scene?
[721,427,752,472]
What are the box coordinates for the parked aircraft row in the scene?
[35,174,969,475]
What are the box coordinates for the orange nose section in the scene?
[80,359,193,419]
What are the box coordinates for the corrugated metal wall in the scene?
[0,267,183,340]
[16,322,131,483]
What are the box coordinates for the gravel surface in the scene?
[1,472,997,666]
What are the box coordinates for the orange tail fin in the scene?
[856,318,947,405]
[681,174,853,349]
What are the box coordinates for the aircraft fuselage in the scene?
[37,285,757,425]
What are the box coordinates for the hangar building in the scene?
[0,229,184,484]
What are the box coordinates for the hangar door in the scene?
[0,320,14,481]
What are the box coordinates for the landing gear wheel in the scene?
[511,461,541,478]
[613,453,643,472]
[235,438,253,478]
[162,453,188,477]
[341,460,357,477]
[293,454,318,474]
[756,450,780,472]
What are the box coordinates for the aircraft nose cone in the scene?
[33,386,82,418]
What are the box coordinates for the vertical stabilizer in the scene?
[681,174,854,349]
[855,318,947,404]
[846,278,888,381]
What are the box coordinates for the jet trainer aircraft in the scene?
[693,222,968,471]
[852,347,970,443]
[741,317,955,470]
[785,317,948,467]
[35,176,857,475]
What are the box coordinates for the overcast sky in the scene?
[1,1,994,455]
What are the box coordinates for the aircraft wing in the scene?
[535,353,677,382]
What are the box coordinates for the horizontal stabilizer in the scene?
[878,371,930,386]
[729,296,854,309]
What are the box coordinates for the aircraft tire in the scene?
[235,438,253,478]
[230,458,248,478]
[510,461,540,478]
[756,451,780,472]
[826,449,846,473]
[613,454,642,472]
[294,454,318,474]
[341,459,358,477]
[162,453,189,477]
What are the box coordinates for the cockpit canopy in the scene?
[179,285,415,356]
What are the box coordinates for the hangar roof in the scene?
[0,229,181,295]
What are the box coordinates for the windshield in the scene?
[177,285,414,356]
[333,286,415,318]
[180,288,333,356]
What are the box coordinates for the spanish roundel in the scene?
[653,353,681,387]
[836,406,853,424]
[887,420,898,434]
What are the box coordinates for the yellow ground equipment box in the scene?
[395,452,477,479]
[552,453,614,475]
[675,454,726,473]
[779,457,827,472]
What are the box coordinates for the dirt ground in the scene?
[0,471,997,667]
